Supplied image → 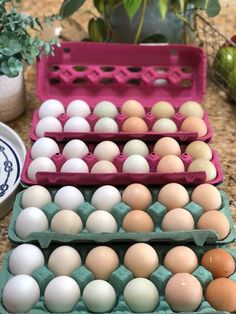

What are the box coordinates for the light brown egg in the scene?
[156,155,185,173]
[180,117,207,137]
[201,248,235,278]
[188,159,217,182]
[191,184,222,212]
[157,183,190,210]
[122,183,152,211]
[124,243,159,278]
[123,210,154,232]
[151,101,175,118]
[161,208,194,231]
[165,273,203,312]
[121,100,146,118]
[90,160,117,173]
[205,278,236,312]
[185,141,212,160]
[179,101,204,118]
[122,117,148,133]
[153,137,181,157]
[164,246,198,274]
[85,246,119,280]
[197,211,230,240]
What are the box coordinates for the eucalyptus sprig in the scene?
[0,0,60,77]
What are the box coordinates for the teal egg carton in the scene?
[0,243,233,314]
[8,187,235,248]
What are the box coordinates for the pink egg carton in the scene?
[21,147,223,186]
[33,42,211,142]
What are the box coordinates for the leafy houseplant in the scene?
[0,0,59,122]
[59,0,221,44]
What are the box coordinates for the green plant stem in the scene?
[133,0,147,44]
[183,0,189,44]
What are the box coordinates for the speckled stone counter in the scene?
[0,0,236,265]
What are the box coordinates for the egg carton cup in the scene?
[0,243,234,314]
[34,42,211,142]
[9,188,234,248]
[20,148,223,186]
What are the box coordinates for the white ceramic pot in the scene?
[0,71,26,122]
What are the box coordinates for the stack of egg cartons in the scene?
[0,42,235,314]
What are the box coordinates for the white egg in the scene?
[48,246,81,276]
[66,99,91,118]
[2,275,40,313]
[27,157,56,181]
[38,99,65,119]
[124,278,159,312]
[31,137,60,159]
[54,186,84,211]
[93,101,118,118]
[9,244,45,275]
[63,116,91,132]
[86,210,117,233]
[152,118,178,132]
[15,207,49,239]
[21,185,52,209]
[35,117,62,138]
[122,154,150,173]
[91,160,117,173]
[83,280,116,313]
[44,276,80,313]
[123,139,149,157]
[51,210,83,234]
[62,139,89,159]
[91,185,121,212]
[60,158,89,173]
[93,141,120,161]
[94,117,119,133]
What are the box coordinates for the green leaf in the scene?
[141,33,167,43]
[205,0,221,17]
[123,0,142,21]
[177,0,185,12]
[59,0,85,19]
[93,0,105,13]
[88,18,107,42]
[158,0,169,19]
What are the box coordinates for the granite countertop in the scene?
[0,0,236,264]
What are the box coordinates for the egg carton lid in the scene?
[36,42,206,107]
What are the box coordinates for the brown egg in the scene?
[122,183,152,211]
[197,211,230,240]
[165,273,203,312]
[85,246,119,280]
[180,117,207,137]
[153,137,181,157]
[179,101,204,118]
[205,278,236,312]
[123,210,154,232]
[122,117,148,133]
[157,183,190,210]
[90,160,117,173]
[164,246,198,274]
[121,100,146,118]
[156,155,185,173]
[201,248,235,278]
[188,159,217,182]
[162,208,194,231]
[185,141,212,160]
[124,243,159,278]
[151,101,175,118]
[191,184,222,212]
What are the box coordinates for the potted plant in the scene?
[0,0,59,122]
[59,0,221,44]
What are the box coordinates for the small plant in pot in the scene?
[59,0,221,44]
[0,0,59,122]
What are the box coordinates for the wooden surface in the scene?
[0,0,236,266]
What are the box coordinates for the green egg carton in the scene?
[8,187,235,248]
[0,243,233,314]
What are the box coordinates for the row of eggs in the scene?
[31,137,213,160]
[3,244,236,313]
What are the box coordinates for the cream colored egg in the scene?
[152,118,177,132]
[185,141,212,160]
[179,101,204,118]
[188,159,217,182]
[151,101,175,118]
[51,210,83,234]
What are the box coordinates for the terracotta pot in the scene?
[0,71,26,122]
